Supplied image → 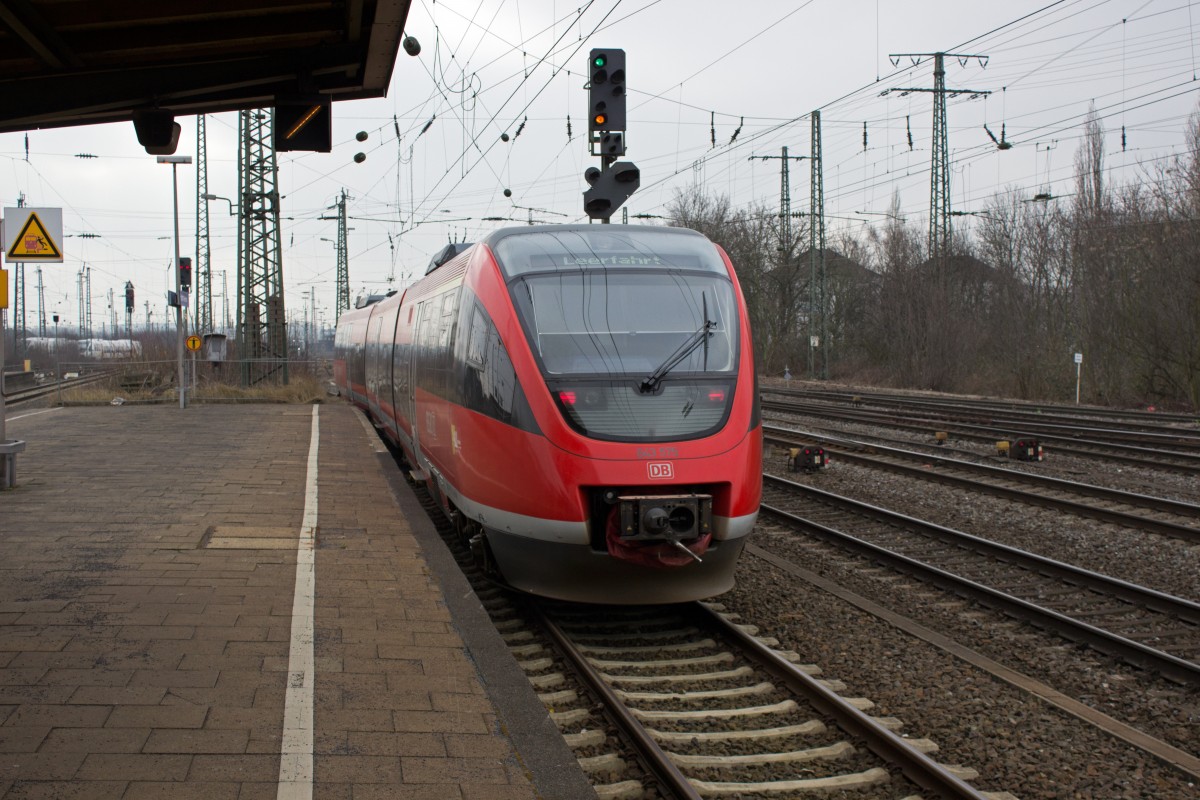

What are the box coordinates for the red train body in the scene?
[334,225,762,604]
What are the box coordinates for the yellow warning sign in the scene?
[7,212,62,260]
[186,335,202,352]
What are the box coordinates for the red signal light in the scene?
[707,390,725,402]
[558,391,577,405]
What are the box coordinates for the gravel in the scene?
[706,385,1200,798]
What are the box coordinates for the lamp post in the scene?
[159,155,192,409]
[201,193,235,217]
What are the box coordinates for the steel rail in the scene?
[762,476,1200,685]
[3,372,113,404]
[529,602,702,800]
[763,425,1200,543]
[769,386,1200,428]
[762,399,1200,473]
[693,603,993,800]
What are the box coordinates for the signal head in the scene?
[584,167,601,186]
[587,48,626,133]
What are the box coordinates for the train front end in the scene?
[475,225,761,604]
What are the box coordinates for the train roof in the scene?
[425,242,474,275]
[353,290,397,309]
[416,225,715,278]
[478,223,706,247]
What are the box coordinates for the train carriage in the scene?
[336,224,761,604]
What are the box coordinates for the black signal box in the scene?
[274,97,332,152]
[588,49,626,133]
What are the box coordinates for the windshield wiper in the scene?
[639,295,714,394]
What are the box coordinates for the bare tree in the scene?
[666,187,808,375]
[656,103,1200,411]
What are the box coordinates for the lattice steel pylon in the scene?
[749,147,808,260]
[13,193,26,361]
[13,264,24,362]
[889,51,989,263]
[929,53,950,263]
[195,115,213,334]
[809,110,827,380]
[335,189,349,321]
[237,109,288,386]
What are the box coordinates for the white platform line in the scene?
[277,405,319,800]
[8,408,60,422]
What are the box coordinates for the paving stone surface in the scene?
[0,403,582,798]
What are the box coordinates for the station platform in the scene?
[0,402,594,799]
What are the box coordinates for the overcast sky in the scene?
[3,0,1197,336]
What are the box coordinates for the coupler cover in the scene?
[618,494,713,542]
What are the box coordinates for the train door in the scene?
[408,300,432,466]
[366,314,386,421]
[375,303,401,433]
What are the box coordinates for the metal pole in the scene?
[1075,363,1081,405]
[1,294,7,448]
[173,163,185,409]
[159,155,192,407]
[54,317,61,406]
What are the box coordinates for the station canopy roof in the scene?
[0,1,413,135]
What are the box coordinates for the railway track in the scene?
[763,398,1200,474]
[2,372,113,405]
[499,595,1003,799]
[399,437,1200,797]
[762,474,1200,686]
[412,474,1005,799]
[770,386,1200,432]
[763,424,1200,544]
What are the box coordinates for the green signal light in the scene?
[593,54,607,68]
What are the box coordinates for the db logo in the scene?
[647,462,674,480]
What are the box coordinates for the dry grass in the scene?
[60,371,333,405]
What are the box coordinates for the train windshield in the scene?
[495,228,739,442]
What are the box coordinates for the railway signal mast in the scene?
[583,49,639,222]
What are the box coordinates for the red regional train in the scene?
[334,224,761,604]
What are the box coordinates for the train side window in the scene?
[451,295,535,433]
[466,302,488,368]
[416,301,436,348]
[438,289,457,350]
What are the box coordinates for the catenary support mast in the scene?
[810,111,827,380]
[196,115,213,334]
[237,109,288,386]
[888,51,989,263]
